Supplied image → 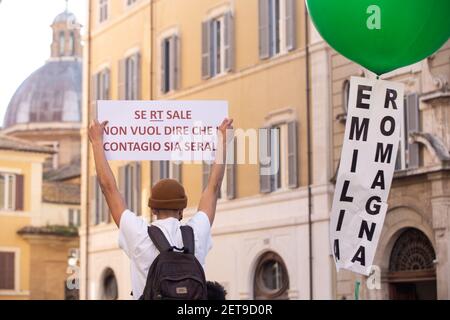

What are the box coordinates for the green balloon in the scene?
[306,0,450,75]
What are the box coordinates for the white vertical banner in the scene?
[330,76,404,275]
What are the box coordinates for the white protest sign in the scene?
[330,76,404,275]
[97,100,228,161]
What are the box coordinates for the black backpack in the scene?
[139,225,207,300]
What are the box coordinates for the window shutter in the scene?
[126,164,132,210]
[202,162,211,191]
[134,52,141,99]
[161,40,167,94]
[287,121,298,188]
[132,162,141,216]
[226,139,236,199]
[259,127,272,193]
[118,59,126,100]
[95,180,101,225]
[103,68,110,99]
[151,161,160,186]
[90,74,98,119]
[224,11,234,72]
[118,166,126,203]
[201,20,211,79]
[0,252,15,290]
[169,36,179,91]
[407,93,420,168]
[15,174,24,211]
[171,161,182,182]
[258,0,270,59]
[285,0,296,51]
[89,176,97,225]
[161,161,170,179]
[174,35,180,90]
[102,193,109,223]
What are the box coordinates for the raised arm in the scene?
[88,120,127,227]
[198,118,234,225]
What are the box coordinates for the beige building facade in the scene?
[81,0,337,300]
[327,39,450,299]
[80,0,449,300]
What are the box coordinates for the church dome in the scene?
[3,8,82,129]
[3,60,82,128]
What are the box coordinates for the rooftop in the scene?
[0,135,54,154]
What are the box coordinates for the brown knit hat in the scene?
[148,178,187,210]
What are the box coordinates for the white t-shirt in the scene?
[118,209,212,300]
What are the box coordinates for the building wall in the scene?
[329,40,450,299]
[20,235,79,300]
[0,151,48,300]
[5,128,81,169]
[41,202,81,226]
[80,0,337,300]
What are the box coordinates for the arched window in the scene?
[59,31,65,56]
[388,228,437,300]
[101,268,118,300]
[389,228,436,272]
[253,252,289,300]
[69,31,75,56]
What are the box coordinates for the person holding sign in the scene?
[88,117,234,299]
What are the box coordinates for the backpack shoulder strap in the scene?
[180,225,195,255]
[148,225,172,253]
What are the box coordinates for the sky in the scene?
[0,0,87,125]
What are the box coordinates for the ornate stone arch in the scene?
[374,206,434,272]
[389,228,436,272]
[368,206,436,299]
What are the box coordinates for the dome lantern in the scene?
[50,1,82,59]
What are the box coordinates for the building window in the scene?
[119,53,140,100]
[40,142,59,171]
[119,163,141,215]
[388,228,437,300]
[99,0,108,23]
[254,252,289,300]
[69,31,75,55]
[0,251,15,290]
[68,208,81,227]
[90,176,109,225]
[92,68,111,100]
[0,173,23,211]
[151,161,182,186]
[94,178,109,225]
[160,35,179,94]
[395,93,420,171]
[126,0,138,6]
[259,0,296,59]
[202,138,236,200]
[59,31,65,56]
[201,12,234,79]
[259,121,297,193]
[101,268,118,300]
[211,16,225,76]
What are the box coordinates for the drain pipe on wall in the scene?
[304,2,314,300]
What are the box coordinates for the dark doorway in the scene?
[388,228,437,300]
